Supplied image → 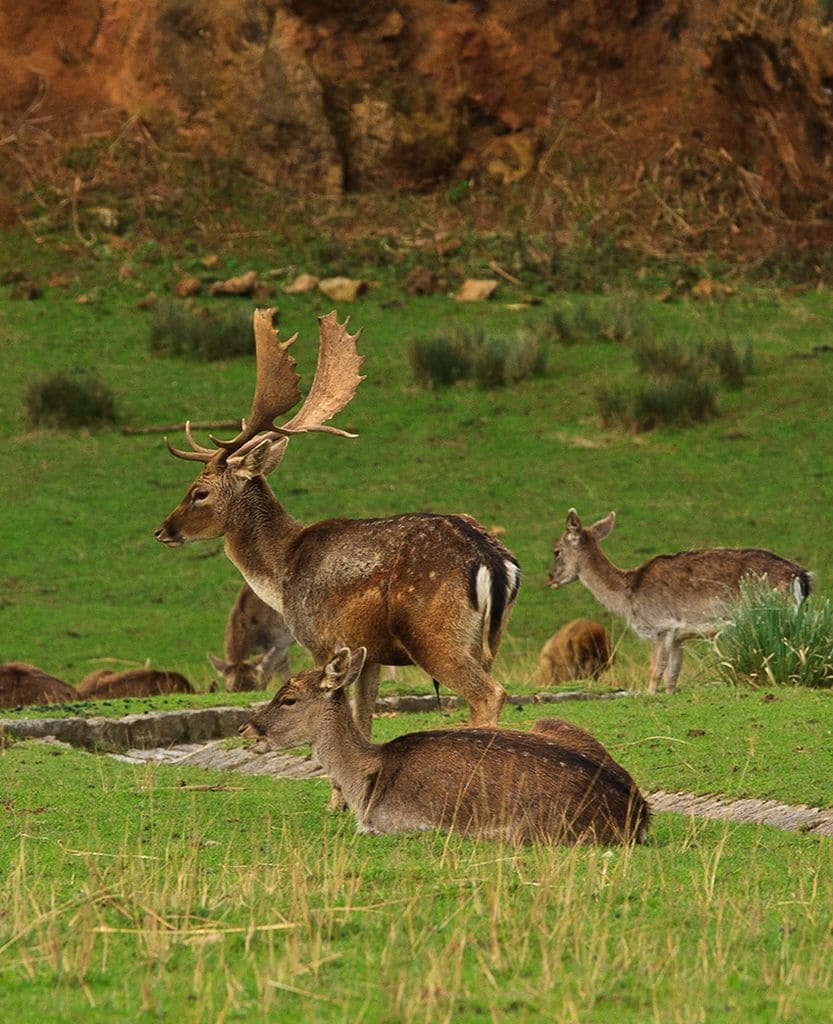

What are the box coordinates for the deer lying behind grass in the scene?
[77,668,194,699]
[155,310,519,743]
[535,618,613,686]
[240,647,650,845]
[0,662,76,709]
[208,583,295,692]
[547,508,813,693]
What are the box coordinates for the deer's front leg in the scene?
[352,662,382,738]
[663,638,683,693]
[648,637,668,694]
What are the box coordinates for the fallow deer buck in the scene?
[155,309,520,740]
[208,583,296,692]
[547,508,813,693]
[240,647,650,845]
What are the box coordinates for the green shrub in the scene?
[706,337,754,389]
[708,577,833,688]
[597,376,718,431]
[148,302,254,360]
[23,369,117,430]
[598,334,750,431]
[408,326,476,387]
[632,336,753,388]
[409,326,547,389]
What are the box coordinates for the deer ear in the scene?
[589,511,616,540]
[232,437,289,480]
[207,652,227,674]
[322,646,367,691]
[565,508,582,535]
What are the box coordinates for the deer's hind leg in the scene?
[405,642,506,727]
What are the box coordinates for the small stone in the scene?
[455,279,498,302]
[284,272,320,294]
[318,276,368,302]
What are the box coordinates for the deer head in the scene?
[240,646,367,749]
[154,309,365,547]
[546,508,616,588]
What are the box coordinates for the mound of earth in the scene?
[2,1,833,260]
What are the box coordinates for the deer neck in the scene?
[311,692,384,813]
[223,478,303,613]
[577,541,633,621]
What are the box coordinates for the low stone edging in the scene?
[0,689,634,751]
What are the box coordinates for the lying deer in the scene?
[208,583,295,692]
[0,662,76,709]
[535,618,613,685]
[547,508,813,693]
[240,647,650,845]
[155,310,519,741]
[77,668,194,699]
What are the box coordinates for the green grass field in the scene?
[2,219,833,1022]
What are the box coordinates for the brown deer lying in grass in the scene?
[0,662,76,709]
[547,508,813,694]
[240,647,650,845]
[155,310,519,741]
[77,668,193,699]
[535,618,613,685]
[208,583,295,692]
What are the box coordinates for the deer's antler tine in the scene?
[163,435,214,462]
[213,308,303,452]
[279,310,365,435]
[184,420,218,456]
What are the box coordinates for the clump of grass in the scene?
[597,377,718,431]
[408,325,547,388]
[597,334,751,431]
[709,577,833,688]
[23,369,117,430]
[148,302,254,360]
[544,295,645,347]
[706,336,754,389]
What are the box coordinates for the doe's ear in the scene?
[588,511,616,541]
[232,437,289,481]
[565,508,582,535]
[207,652,227,675]
[322,646,368,692]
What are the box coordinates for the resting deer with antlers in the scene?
[547,508,813,694]
[240,646,649,845]
[155,309,519,750]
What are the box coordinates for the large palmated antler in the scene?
[163,309,365,465]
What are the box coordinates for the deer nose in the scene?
[239,721,259,738]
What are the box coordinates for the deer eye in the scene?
[281,697,297,707]
[191,488,211,504]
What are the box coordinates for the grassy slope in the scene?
[3,238,833,1022]
[1,279,831,692]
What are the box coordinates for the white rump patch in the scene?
[503,559,520,600]
[475,564,492,611]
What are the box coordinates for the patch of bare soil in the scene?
[2,2,833,263]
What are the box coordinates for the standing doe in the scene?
[155,309,519,740]
[547,508,812,693]
[240,647,650,845]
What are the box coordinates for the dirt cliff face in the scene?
[2,1,833,259]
